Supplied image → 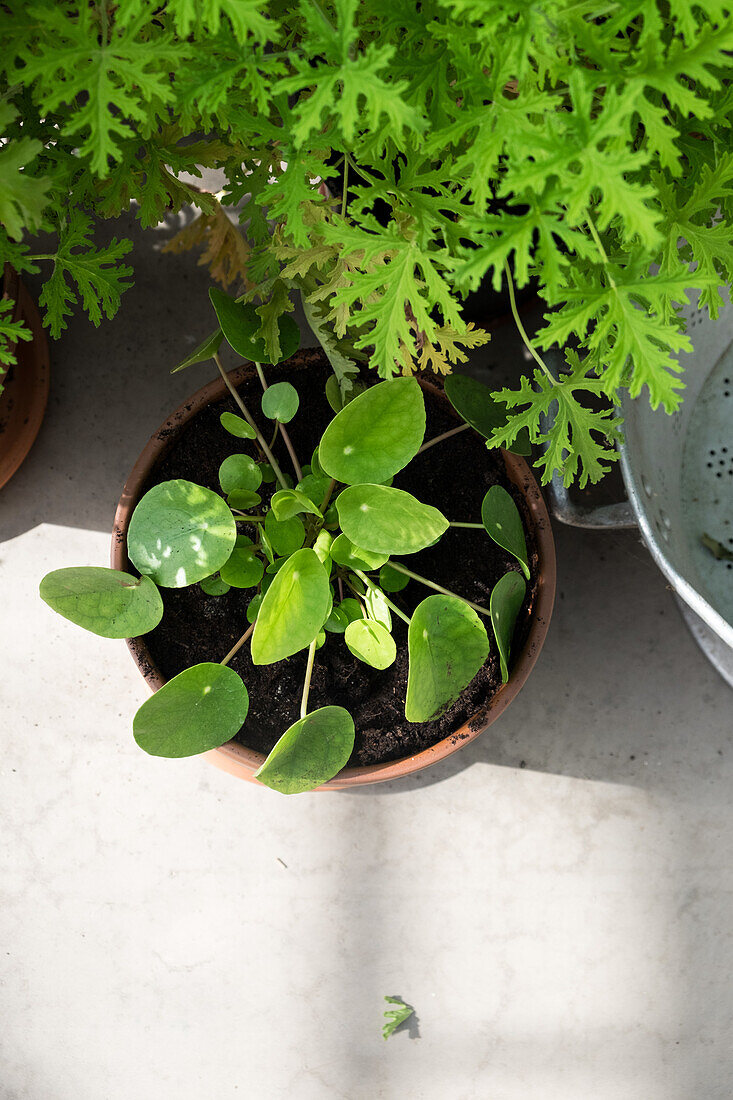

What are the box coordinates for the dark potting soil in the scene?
[138,349,540,766]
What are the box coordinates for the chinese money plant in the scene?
[39,294,531,793]
[4,1,733,481]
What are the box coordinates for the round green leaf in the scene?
[261,381,299,423]
[220,412,256,440]
[330,534,389,571]
[133,663,248,758]
[251,548,331,664]
[345,619,396,670]
[200,574,230,596]
[324,605,349,633]
[379,563,409,593]
[297,473,332,507]
[270,488,322,521]
[171,329,224,373]
[405,595,490,722]
[209,288,300,365]
[39,567,163,639]
[227,490,262,510]
[260,463,277,483]
[219,546,265,588]
[481,486,530,580]
[254,706,355,793]
[264,511,306,556]
[219,453,263,494]
[490,571,526,683]
[337,484,448,555]
[319,378,426,485]
[127,480,236,588]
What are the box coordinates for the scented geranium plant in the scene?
[39,293,530,793]
[3,1,733,479]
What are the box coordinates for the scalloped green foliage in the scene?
[481,486,530,580]
[251,548,330,664]
[490,572,526,683]
[319,378,425,485]
[345,619,396,669]
[261,381,299,422]
[133,663,249,758]
[39,567,163,638]
[443,374,531,455]
[127,480,236,588]
[405,595,489,722]
[337,484,448,555]
[254,706,355,793]
[209,288,299,365]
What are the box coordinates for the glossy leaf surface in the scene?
[481,486,530,580]
[251,548,331,664]
[209,288,299,365]
[345,619,396,669]
[337,484,448,555]
[254,706,355,794]
[39,567,163,638]
[261,381,299,422]
[405,595,489,722]
[133,663,248,757]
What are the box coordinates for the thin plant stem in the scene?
[585,209,617,289]
[213,353,289,490]
[449,521,484,529]
[269,422,278,450]
[300,638,317,719]
[386,563,491,618]
[220,622,255,666]
[416,422,470,454]
[234,514,265,523]
[352,569,412,626]
[253,360,303,483]
[341,156,349,218]
[319,477,337,514]
[504,262,556,383]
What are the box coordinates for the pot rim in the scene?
[111,355,556,789]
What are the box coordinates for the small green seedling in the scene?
[383,996,415,1040]
[40,290,531,792]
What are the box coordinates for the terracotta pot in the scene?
[0,265,50,490]
[111,354,556,789]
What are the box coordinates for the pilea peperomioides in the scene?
[40,292,531,794]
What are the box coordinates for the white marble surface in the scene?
[2,215,733,1100]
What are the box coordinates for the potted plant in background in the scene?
[40,290,555,790]
[3,1,733,492]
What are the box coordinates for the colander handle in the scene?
[545,473,637,529]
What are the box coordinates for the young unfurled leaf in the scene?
[481,486,530,580]
[254,706,355,794]
[337,485,448,555]
[405,595,489,722]
[251,548,330,664]
[379,563,409,593]
[443,374,530,455]
[171,329,224,373]
[261,381,299,422]
[345,619,396,670]
[133,663,249,758]
[220,411,256,439]
[364,585,392,630]
[209,288,299,365]
[264,511,306,556]
[270,488,323,521]
[219,453,263,494]
[313,529,334,570]
[200,574,230,596]
[319,378,426,485]
[383,996,414,1040]
[39,567,163,639]
[227,489,262,510]
[219,546,264,589]
[330,534,389,572]
[490,572,526,683]
[127,480,236,588]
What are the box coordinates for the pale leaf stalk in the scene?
[416,422,470,454]
[585,209,617,289]
[300,638,318,719]
[220,622,255,666]
[319,477,337,513]
[449,521,484,529]
[386,563,490,618]
[352,569,412,626]
[213,353,289,490]
[254,360,303,483]
[504,262,556,384]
